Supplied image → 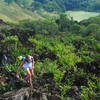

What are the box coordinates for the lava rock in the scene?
[47,95,61,100]
[0,33,5,41]
[61,68,74,84]
[36,47,59,61]
[73,75,88,86]
[0,88,61,100]
[0,50,14,66]
[42,73,54,80]
[0,19,6,25]
[0,87,31,100]
[76,59,100,76]
[66,86,81,100]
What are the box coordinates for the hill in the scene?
[0,0,42,22]
[0,15,100,99]
[32,0,100,12]
[66,11,100,22]
[0,1,100,100]
[0,0,100,23]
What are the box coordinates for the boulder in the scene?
[66,86,81,100]
[73,75,88,86]
[0,33,5,41]
[0,19,6,25]
[0,50,14,66]
[0,88,61,100]
[76,60,100,76]
[0,72,61,100]
[34,47,59,61]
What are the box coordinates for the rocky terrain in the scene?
[0,16,100,100]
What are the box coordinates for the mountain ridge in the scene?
[0,0,43,22]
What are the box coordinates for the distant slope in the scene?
[0,0,99,23]
[66,11,100,22]
[33,0,100,12]
[0,0,42,22]
[37,10,100,22]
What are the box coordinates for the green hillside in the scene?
[0,0,100,23]
[32,0,100,12]
[66,11,100,22]
[0,0,100,99]
[0,0,42,22]
[0,15,100,99]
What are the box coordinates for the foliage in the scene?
[0,0,39,23]
[0,14,100,100]
[4,0,100,12]
[5,0,33,8]
[4,0,14,4]
[19,18,58,35]
[58,14,74,32]
[29,34,81,66]
[32,0,100,12]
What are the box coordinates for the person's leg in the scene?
[29,63,34,77]
[26,68,32,85]
[29,68,34,77]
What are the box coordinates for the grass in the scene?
[0,0,43,23]
[66,11,100,22]
[36,10,100,22]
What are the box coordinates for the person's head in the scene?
[26,55,31,60]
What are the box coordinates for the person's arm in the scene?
[16,61,25,78]
[17,61,25,71]
[32,57,35,69]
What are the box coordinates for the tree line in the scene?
[32,0,100,12]
[4,0,100,12]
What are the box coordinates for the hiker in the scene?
[17,55,35,85]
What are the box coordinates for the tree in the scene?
[57,14,73,32]
[22,0,33,8]
[4,0,36,9]
[33,0,100,12]
[86,24,100,36]
[5,0,14,4]
[71,24,83,34]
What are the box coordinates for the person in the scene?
[17,55,35,85]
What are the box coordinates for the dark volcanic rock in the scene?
[0,88,30,100]
[0,19,6,25]
[0,87,61,100]
[0,72,61,100]
[0,41,14,66]
[0,69,27,94]
[47,95,61,100]
[0,50,14,66]
[61,68,74,84]
[0,33,5,41]
[35,47,59,61]
[9,28,35,48]
[76,60,100,76]
[32,73,61,95]
[66,86,81,100]
[73,75,88,86]
[42,73,54,80]
[5,71,27,88]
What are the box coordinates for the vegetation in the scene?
[0,14,100,99]
[66,11,100,22]
[4,0,33,8]
[0,0,100,99]
[4,0,100,12]
[0,0,43,22]
[32,0,100,12]
[0,0,99,23]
